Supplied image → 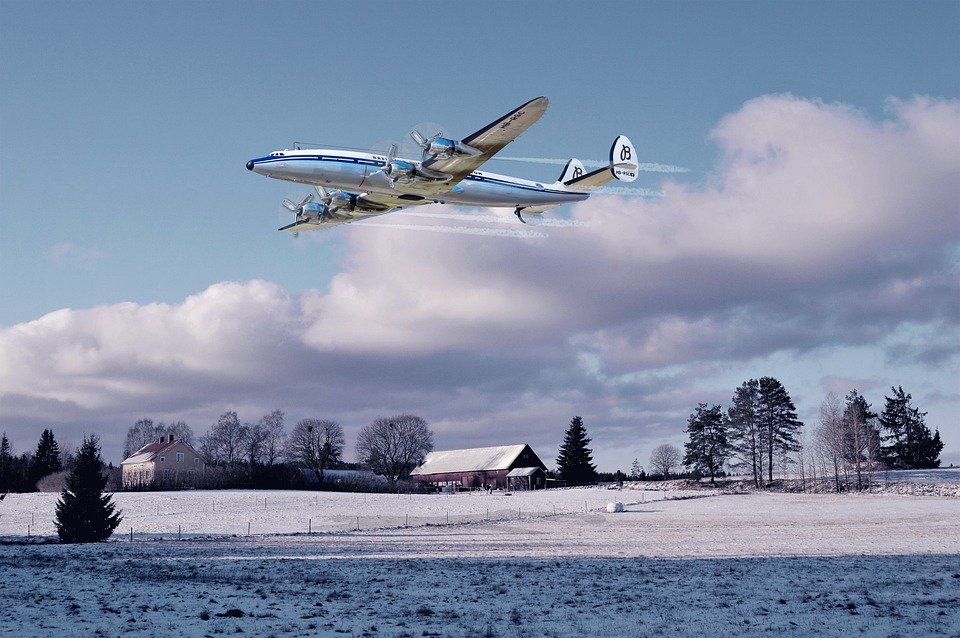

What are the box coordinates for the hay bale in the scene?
[606,502,624,513]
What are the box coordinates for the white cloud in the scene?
[2,95,958,466]
[44,243,107,269]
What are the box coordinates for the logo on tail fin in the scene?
[610,135,638,182]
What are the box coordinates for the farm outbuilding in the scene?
[410,444,547,491]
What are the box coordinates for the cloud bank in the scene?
[3,95,958,465]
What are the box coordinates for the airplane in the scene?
[245,96,638,233]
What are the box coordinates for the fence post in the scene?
[264,497,267,510]
[446,512,449,525]
[130,527,133,542]
[247,521,251,536]
[309,518,312,534]
[178,525,181,541]
[356,516,360,531]
[405,514,408,527]
[27,525,30,539]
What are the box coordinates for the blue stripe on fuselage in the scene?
[248,154,573,196]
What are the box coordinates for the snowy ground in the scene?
[2,489,958,637]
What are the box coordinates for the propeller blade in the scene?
[410,130,426,148]
[386,144,397,164]
[315,186,329,201]
[282,198,299,212]
[298,193,313,209]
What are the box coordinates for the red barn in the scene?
[410,444,547,491]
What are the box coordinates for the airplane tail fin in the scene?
[564,135,639,192]
[555,158,586,185]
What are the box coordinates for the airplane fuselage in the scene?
[246,149,589,209]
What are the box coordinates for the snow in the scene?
[2,487,958,636]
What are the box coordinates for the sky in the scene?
[1,0,958,468]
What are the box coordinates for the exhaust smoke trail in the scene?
[594,186,665,197]
[494,157,690,173]
[397,210,589,227]
[354,221,548,239]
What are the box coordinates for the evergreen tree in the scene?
[683,403,729,485]
[842,390,879,463]
[0,433,12,493]
[880,387,943,469]
[726,379,762,487]
[556,416,597,484]
[54,435,122,543]
[28,429,62,488]
[757,377,803,483]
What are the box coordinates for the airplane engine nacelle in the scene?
[328,191,357,211]
[424,137,481,159]
[383,158,417,182]
[301,201,327,221]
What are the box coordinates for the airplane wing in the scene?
[415,96,549,187]
[278,191,426,232]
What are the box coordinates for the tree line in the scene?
[675,380,944,491]
[1,411,435,493]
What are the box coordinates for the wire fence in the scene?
[5,488,683,541]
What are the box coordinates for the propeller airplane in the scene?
[246,97,638,234]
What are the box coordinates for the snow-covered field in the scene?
[0,485,697,538]
[2,488,958,637]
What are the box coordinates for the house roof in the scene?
[411,444,538,476]
[121,439,200,465]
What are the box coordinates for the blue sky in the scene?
[1,0,958,467]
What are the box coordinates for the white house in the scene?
[121,435,205,488]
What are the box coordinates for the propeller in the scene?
[282,192,314,218]
[411,129,481,160]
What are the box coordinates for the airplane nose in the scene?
[246,160,255,171]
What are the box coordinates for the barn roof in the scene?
[506,466,544,477]
[411,444,538,476]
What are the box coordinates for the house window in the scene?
[176,452,184,463]
[159,456,165,462]
[194,457,200,464]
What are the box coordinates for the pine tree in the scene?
[726,379,762,488]
[683,403,729,485]
[0,433,12,493]
[916,430,944,469]
[556,416,597,484]
[54,435,122,543]
[28,429,62,488]
[757,377,803,483]
[880,387,943,469]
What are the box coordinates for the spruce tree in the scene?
[880,387,943,469]
[54,435,122,543]
[757,377,803,483]
[556,416,597,484]
[0,433,12,493]
[28,429,62,488]
[683,403,729,485]
[726,379,762,487]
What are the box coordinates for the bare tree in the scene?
[201,411,247,466]
[286,419,344,485]
[259,410,286,466]
[244,420,269,468]
[356,414,433,488]
[815,392,845,493]
[649,443,681,479]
